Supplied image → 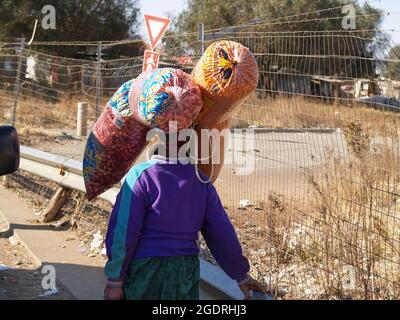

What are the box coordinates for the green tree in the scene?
[385,45,400,80]
[168,0,385,79]
[175,0,382,36]
[0,0,142,57]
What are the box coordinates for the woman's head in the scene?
[148,131,191,159]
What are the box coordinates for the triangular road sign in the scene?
[144,14,171,50]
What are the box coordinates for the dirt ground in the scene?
[0,236,75,300]
[0,205,75,300]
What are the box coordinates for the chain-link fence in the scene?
[1,7,400,299]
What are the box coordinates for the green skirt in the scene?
[123,255,200,300]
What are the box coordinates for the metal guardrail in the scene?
[18,145,272,300]
[19,146,119,204]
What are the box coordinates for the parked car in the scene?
[358,95,400,111]
[0,126,20,176]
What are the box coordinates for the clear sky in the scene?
[139,0,400,44]
[139,0,186,38]
[364,0,400,44]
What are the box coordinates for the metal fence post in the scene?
[76,102,88,137]
[198,22,205,54]
[12,37,25,126]
[95,41,102,119]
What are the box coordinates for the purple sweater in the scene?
[105,155,250,282]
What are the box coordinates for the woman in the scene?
[103,137,264,300]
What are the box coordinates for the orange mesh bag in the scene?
[192,40,258,128]
[192,40,258,181]
[195,119,230,182]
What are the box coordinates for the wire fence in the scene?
[1,7,400,299]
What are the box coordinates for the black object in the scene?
[0,125,20,176]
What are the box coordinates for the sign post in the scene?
[142,14,171,72]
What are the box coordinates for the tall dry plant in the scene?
[307,121,400,299]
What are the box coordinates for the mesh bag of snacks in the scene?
[194,119,230,183]
[131,68,203,132]
[83,68,203,200]
[83,105,148,200]
[192,40,258,180]
[192,40,258,128]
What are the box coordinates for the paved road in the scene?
[217,130,348,203]
[32,129,350,205]
[37,129,349,166]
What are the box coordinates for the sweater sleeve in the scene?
[104,172,147,281]
[201,183,250,282]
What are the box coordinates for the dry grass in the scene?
[214,92,399,289]
[225,120,400,299]
[227,98,400,299]
[304,122,400,299]
[0,91,98,130]
[234,95,400,138]
[4,90,400,138]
